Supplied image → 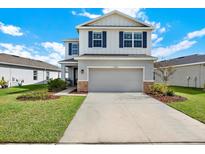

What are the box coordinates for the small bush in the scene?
[48,78,67,92]
[166,89,174,96]
[148,83,175,96]
[0,77,8,88]
[16,91,59,101]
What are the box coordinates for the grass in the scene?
[0,84,85,143]
[168,86,205,123]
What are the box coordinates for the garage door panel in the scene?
[88,68,143,92]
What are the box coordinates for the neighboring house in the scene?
[59,10,157,92]
[0,53,60,87]
[154,54,205,88]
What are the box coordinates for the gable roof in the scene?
[76,10,154,30]
[0,53,60,71]
[155,54,205,67]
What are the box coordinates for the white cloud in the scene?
[159,27,166,34]
[152,34,158,40]
[0,21,23,36]
[153,37,163,47]
[41,42,64,56]
[185,27,205,39]
[0,42,64,65]
[71,10,100,19]
[152,40,197,57]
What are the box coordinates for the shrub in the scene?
[149,83,174,96]
[166,89,174,96]
[16,91,59,101]
[0,77,8,88]
[47,78,67,92]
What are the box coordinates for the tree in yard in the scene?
[155,62,176,85]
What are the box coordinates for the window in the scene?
[134,32,143,47]
[46,71,50,80]
[72,43,79,55]
[124,32,132,47]
[93,32,102,47]
[33,70,38,80]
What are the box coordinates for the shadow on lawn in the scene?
[170,86,205,95]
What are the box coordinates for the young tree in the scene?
[155,63,176,85]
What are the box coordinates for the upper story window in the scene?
[134,32,143,47]
[93,32,102,47]
[123,32,143,48]
[68,42,79,55]
[72,43,79,55]
[124,32,132,48]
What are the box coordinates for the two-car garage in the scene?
[88,68,143,92]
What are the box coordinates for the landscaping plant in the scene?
[0,77,8,88]
[47,78,67,92]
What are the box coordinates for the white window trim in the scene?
[123,32,143,48]
[134,32,143,48]
[71,43,79,55]
[93,31,103,48]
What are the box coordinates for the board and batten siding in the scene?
[88,14,144,27]
[79,29,152,55]
[0,64,60,87]
[155,64,205,88]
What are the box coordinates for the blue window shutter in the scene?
[143,32,147,48]
[119,31,123,48]
[68,43,72,55]
[102,31,107,48]
[88,31,93,48]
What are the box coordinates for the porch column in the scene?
[61,63,65,80]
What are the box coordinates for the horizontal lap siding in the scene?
[78,60,154,81]
[155,64,205,88]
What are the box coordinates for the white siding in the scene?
[79,29,152,55]
[155,64,205,88]
[0,65,59,87]
[78,60,154,81]
[88,14,144,27]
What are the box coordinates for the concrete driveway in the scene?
[60,93,205,143]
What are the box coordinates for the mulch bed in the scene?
[16,93,60,101]
[70,89,87,94]
[147,93,187,103]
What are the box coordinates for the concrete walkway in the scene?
[60,93,205,144]
[54,86,76,96]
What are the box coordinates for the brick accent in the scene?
[143,81,154,93]
[77,81,88,92]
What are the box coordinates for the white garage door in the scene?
[88,68,143,92]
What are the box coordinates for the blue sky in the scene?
[0,8,205,64]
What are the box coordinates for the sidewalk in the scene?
[54,86,77,96]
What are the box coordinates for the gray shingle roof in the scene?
[155,54,205,67]
[0,53,60,71]
[79,54,156,58]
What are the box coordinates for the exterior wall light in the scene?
[81,69,84,74]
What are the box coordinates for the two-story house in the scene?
[59,10,157,92]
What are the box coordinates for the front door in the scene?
[74,68,78,85]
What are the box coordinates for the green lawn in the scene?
[168,86,205,123]
[0,84,85,143]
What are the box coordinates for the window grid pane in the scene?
[93,32,102,47]
[124,32,132,48]
[134,40,142,47]
[72,43,79,54]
